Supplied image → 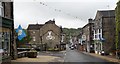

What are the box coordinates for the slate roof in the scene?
[27,24,44,30]
[98,10,115,17]
[27,20,55,30]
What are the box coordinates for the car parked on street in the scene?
[70,46,74,50]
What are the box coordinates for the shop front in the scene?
[94,40,103,55]
[0,17,14,62]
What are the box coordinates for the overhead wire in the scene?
[39,2,82,21]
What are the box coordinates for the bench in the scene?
[17,51,28,58]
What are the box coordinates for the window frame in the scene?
[0,2,4,17]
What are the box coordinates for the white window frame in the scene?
[33,36,36,41]
[0,2,4,17]
[33,31,35,34]
[0,2,2,16]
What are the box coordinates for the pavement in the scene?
[11,49,120,63]
[11,51,65,62]
[11,55,61,62]
[82,51,120,63]
[64,48,108,62]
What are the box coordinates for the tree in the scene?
[115,1,120,50]
[16,29,32,48]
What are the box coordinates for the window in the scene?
[0,2,2,16]
[0,32,10,59]
[33,31,35,34]
[33,36,36,41]
[0,33,2,49]
[0,2,3,16]
[95,35,97,38]
[99,29,101,33]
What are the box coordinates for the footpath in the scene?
[82,51,120,63]
[11,51,65,62]
[11,55,62,62]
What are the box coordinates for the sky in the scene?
[14,0,118,29]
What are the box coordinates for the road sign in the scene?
[82,35,86,41]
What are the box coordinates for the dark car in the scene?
[35,47,41,51]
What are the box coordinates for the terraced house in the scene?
[81,18,94,53]
[0,2,16,63]
[27,20,64,50]
[93,10,116,55]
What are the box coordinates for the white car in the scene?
[70,46,74,50]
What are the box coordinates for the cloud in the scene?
[14,1,117,29]
[14,0,116,2]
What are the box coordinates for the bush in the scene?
[27,48,37,58]
[47,48,54,51]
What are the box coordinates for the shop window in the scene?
[0,32,10,59]
[0,33,2,49]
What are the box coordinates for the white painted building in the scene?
[94,29,103,54]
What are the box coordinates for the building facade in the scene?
[0,2,15,62]
[27,24,43,46]
[81,18,94,52]
[27,20,63,50]
[94,10,116,55]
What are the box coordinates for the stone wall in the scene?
[102,17,116,53]
[40,23,61,48]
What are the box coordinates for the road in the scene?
[11,45,118,64]
[38,51,65,62]
[63,45,117,64]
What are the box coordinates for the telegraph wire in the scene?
[39,2,82,21]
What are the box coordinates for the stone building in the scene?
[81,18,94,52]
[27,24,43,46]
[93,10,115,55]
[0,2,16,62]
[27,20,63,50]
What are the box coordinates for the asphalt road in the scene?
[63,45,117,64]
[11,45,118,64]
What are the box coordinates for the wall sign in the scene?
[82,35,86,41]
[46,31,55,40]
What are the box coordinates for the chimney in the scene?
[53,19,55,23]
[45,19,55,24]
[88,18,94,23]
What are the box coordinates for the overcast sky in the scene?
[14,0,117,29]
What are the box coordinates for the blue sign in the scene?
[16,25,26,40]
[99,34,105,42]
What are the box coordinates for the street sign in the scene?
[82,35,86,41]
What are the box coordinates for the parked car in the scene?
[71,44,77,49]
[35,47,41,51]
[70,46,74,50]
